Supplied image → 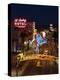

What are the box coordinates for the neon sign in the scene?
[14,18,27,28]
[36,33,47,46]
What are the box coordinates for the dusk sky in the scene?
[10,3,58,27]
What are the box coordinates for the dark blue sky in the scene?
[10,3,58,27]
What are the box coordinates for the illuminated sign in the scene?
[36,33,47,46]
[14,18,27,28]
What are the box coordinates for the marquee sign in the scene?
[14,18,27,28]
